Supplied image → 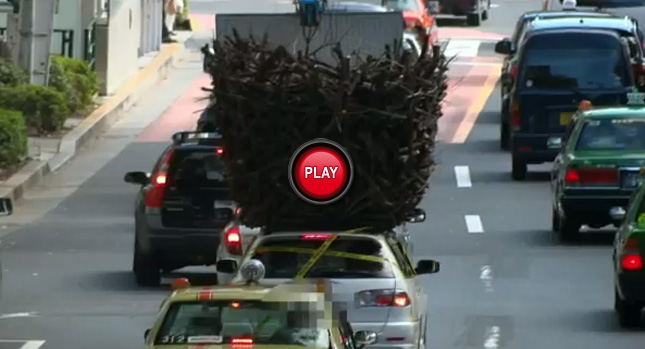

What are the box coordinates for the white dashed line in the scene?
[483,326,500,348]
[0,312,38,319]
[444,39,481,58]
[454,166,472,188]
[480,265,493,292]
[465,215,484,233]
[20,341,46,349]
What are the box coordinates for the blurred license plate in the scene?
[623,172,642,188]
[560,112,574,125]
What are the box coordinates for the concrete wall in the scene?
[96,0,142,95]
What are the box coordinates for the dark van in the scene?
[509,29,634,180]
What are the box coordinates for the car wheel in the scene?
[482,0,490,20]
[500,122,509,150]
[559,214,581,242]
[511,157,527,181]
[551,207,560,232]
[133,239,161,287]
[615,288,642,328]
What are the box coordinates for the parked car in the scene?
[437,0,490,26]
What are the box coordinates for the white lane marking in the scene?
[444,39,480,58]
[449,61,502,68]
[483,326,500,348]
[480,265,493,292]
[20,341,46,349]
[454,166,472,188]
[0,312,38,319]
[465,215,484,233]
[490,3,500,7]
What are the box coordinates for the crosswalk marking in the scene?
[19,342,45,349]
[444,39,481,57]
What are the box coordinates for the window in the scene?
[575,118,645,151]
[156,301,329,347]
[382,0,421,12]
[167,148,227,189]
[520,34,630,90]
[250,236,394,279]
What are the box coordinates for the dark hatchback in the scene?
[508,29,634,180]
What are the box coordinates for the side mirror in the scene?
[354,331,378,347]
[0,198,13,216]
[144,328,151,341]
[408,208,426,223]
[610,206,626,222]
[415,259,440,274]
[124,171,149,185]
[426,1,440,15]
[216,259,238,274]
[494,38,513,55]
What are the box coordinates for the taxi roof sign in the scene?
[626,87,645,106]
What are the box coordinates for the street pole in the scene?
[17,0,56,86]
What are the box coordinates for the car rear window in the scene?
[576,118,645,150]
[250,236,394,279]
[382,0,421,11]
[168,148,227,188]
[519,33,630,89]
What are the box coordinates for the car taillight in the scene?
[564,168,618,186]
[632,63,645,74]
[235,207,242,216]
[510,64,518,79]
[510,101,520,130]
[224,226,242,255]
[215,146,224,155]
[144,149,174,213]
[356,289,411,307]
[231,337,253,348]
[301,233,332,240]
[621,237,643,270]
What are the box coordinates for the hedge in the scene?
[0,108,27,168]
[0,58,28,87]
[49,55,99,114]
[0,84,69,134]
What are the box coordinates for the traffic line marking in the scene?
[450,67,500,143]
[20,341,46,349]
[444,39,481,58]
[483,326,500,348]
[465,215,484,233]
[454,166,472,188]
[480,265,493,292]
[0,312,38,319]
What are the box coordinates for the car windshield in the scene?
[249,236,394,278]
[382,0,421,11]
[155,301,330,347]
[167,148,227,189]
[520,34,630,89]
[576,118,645,151]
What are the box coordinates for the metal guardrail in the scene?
[0,27,74,57]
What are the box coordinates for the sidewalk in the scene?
[0,32,192,203]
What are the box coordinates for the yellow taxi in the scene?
[143,260,377,349]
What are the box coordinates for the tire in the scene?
[467,12,481,26]
[615,289,641,328]
[500,122,509,150]
[482,0,490,20]
[133,239,161,287]
[511,157,527,181]
[559,214,581,242]
[551,207,560,232]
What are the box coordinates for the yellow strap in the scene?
[293,226,370,280]
[256,246,387,263]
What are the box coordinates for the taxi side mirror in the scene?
[0,198,13,217]
[408,208,426,223]
[354,331,378,347]
[216,259,238,274]
[416,259,440,274]
[124,171,149,185]
[610,206,626,222]
[144,328,151,341]
[495,38,513,55]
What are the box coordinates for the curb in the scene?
[0,40,189,202]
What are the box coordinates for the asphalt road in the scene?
[5,0,645,348]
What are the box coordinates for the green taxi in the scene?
[610,171,645,328]
[550,90,645,241]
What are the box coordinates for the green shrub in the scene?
[0,108,27,168]
[180,0,189,19]
[49,55,99,114]
[0,58,28,87]
[0,85,69,134]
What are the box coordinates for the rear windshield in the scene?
[382,0,420,11]
[576,118,645,151]
[250,236,394,279]
[156,301,328,347]
[168,148,227,188]
[519,33,630,90]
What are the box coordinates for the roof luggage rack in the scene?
[171,131,223,145]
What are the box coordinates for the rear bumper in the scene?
[560,194,631,224]
[618,272,645,303]
[352,320,421,349]
[512,134,560,164]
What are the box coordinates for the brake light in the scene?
[565,168,618,186]
[145,149,174,212]
[622,254,643,270]
[235,207,242,216]
[224,226,242,255]
[510,64,518,79]
[632,63,645,73]
[510,101,520,130]
[231,337,253,347]
[356,289,411,307]
[301,233,332,240]
[215,146,224,155]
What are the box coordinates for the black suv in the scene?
[124,132,234,286]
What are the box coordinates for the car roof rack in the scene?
[171,131,223,145]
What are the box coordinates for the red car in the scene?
[382,0,440,49]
